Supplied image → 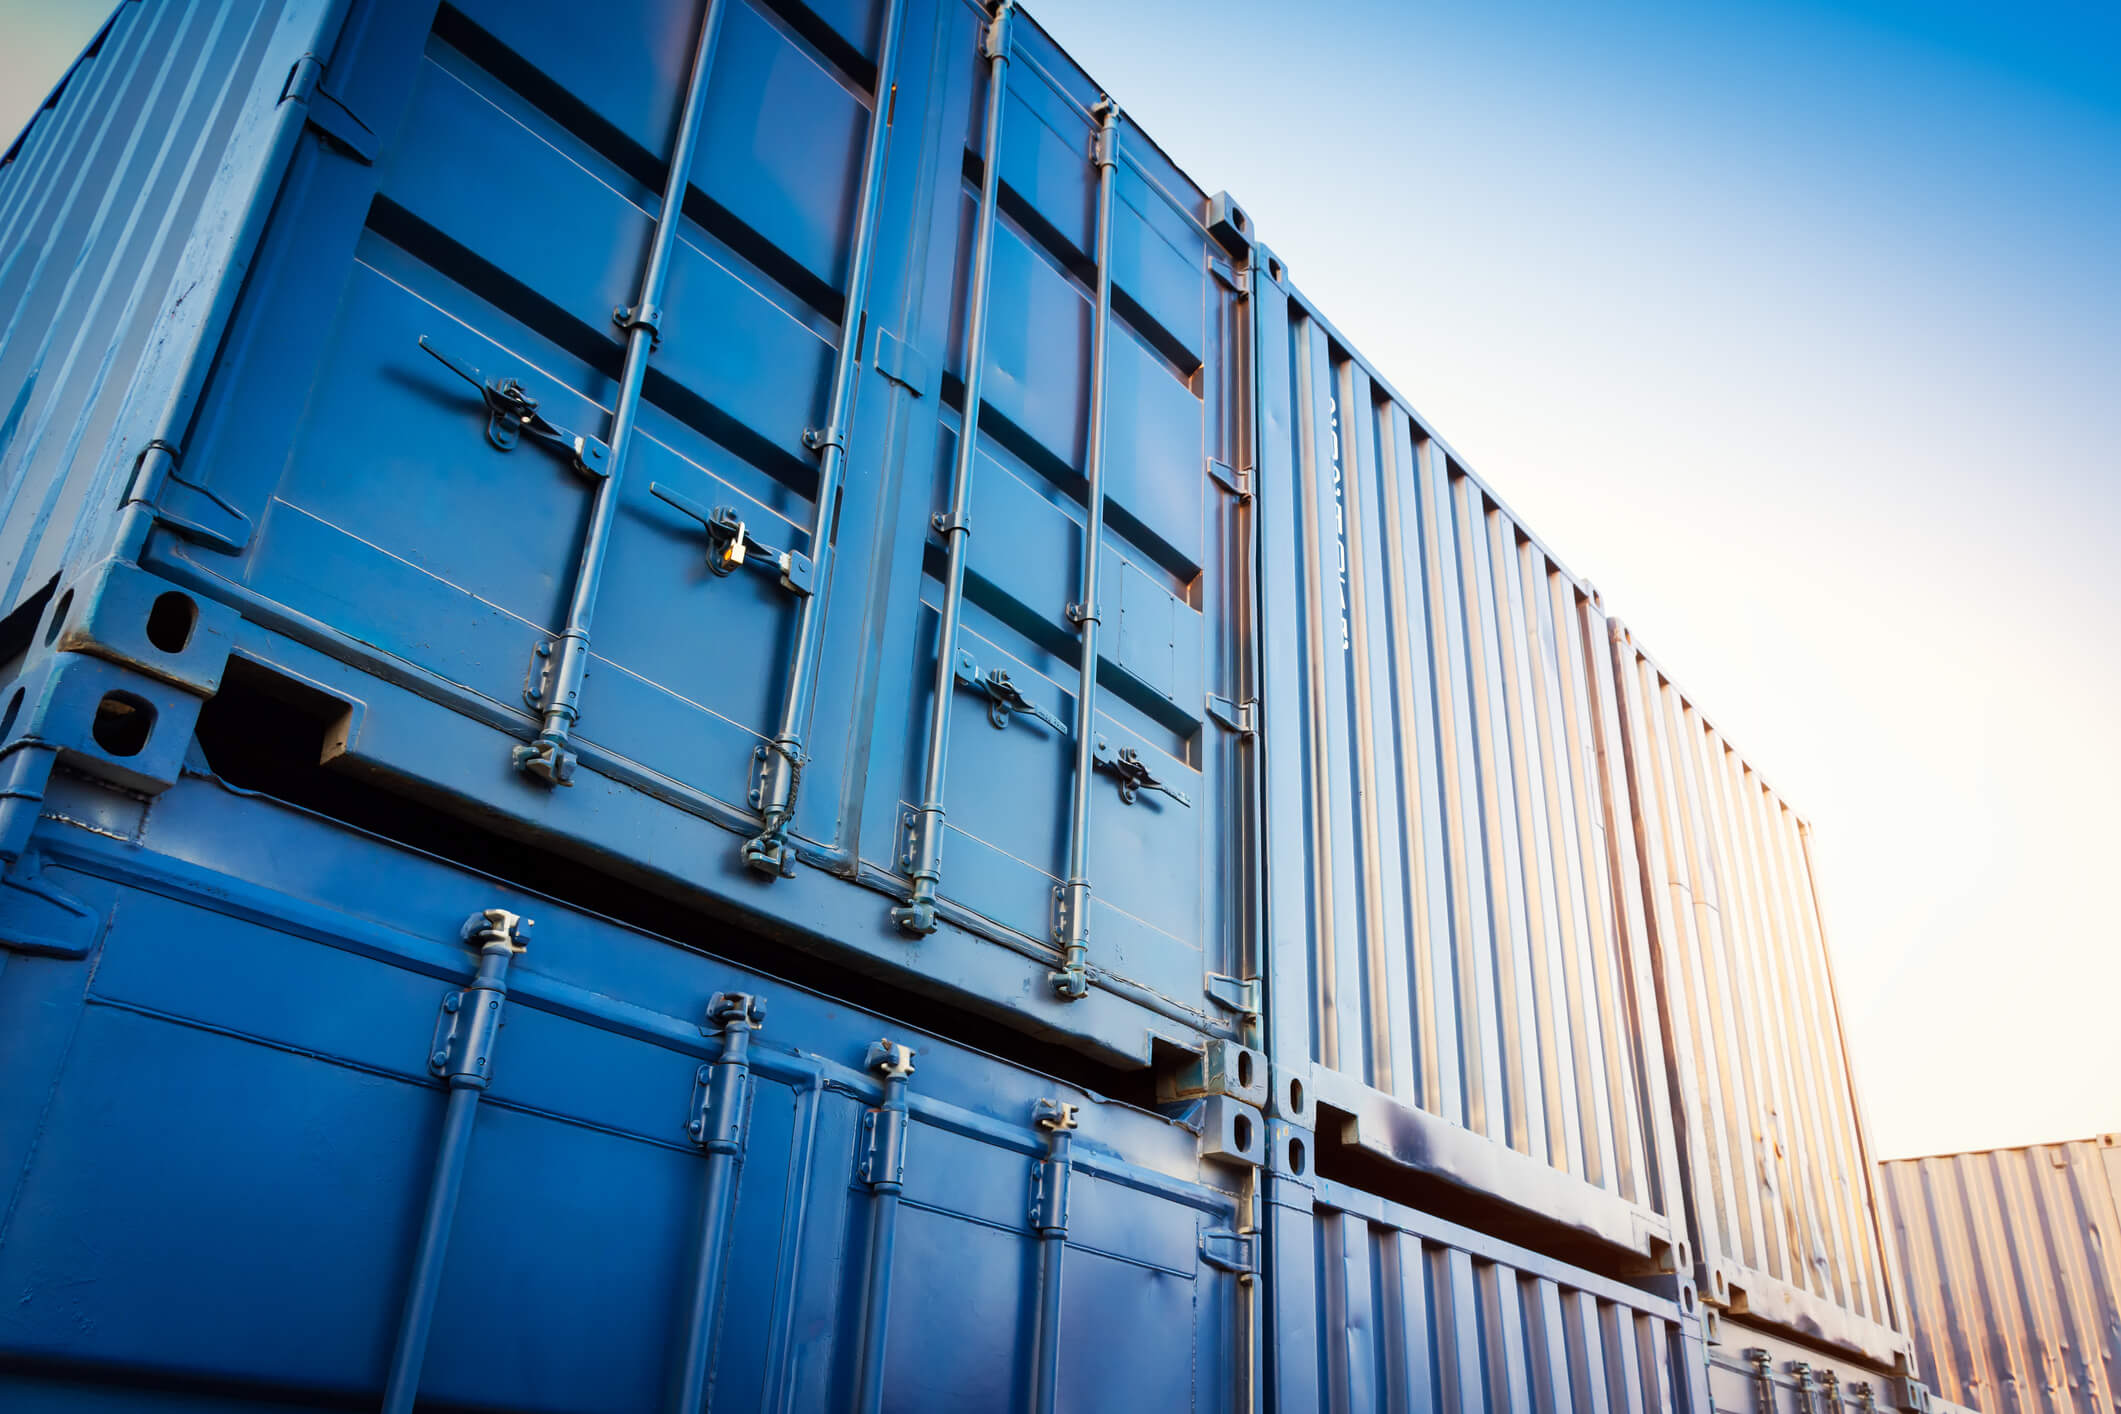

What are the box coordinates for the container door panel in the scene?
[167,0,891,821]
[864,43,1244,1023]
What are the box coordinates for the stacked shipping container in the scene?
[1884,1135,2121,1414]
[0,0,1940,1408]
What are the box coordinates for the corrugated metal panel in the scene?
[0,774,1250,1409]
[1269,1171,1711,1411]
[1251,267,1686,1267]
[1882,1136,2121,1414]
[1609,624,1912,1368]
[0,0,342,610]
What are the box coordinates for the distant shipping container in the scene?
[1884,1136,2121,1414]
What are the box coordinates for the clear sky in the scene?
[5,0,2114,1159]
[1040,0,2121,1160]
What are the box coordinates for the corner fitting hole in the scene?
[43,589,72,645]
[1682,1285,1695,1313]
[0,688,21,739]
[91,691,155,757]
[146,591,197,653]
[1233,208,1247,230]
[1288,1136,1307,1176]
[1233,1113,1254,1154]
[1288,1078,1306,1115]
[1237,1049,1255,1089]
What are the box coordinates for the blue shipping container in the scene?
[0,0,1941,1405]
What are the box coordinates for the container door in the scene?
[159,0,908,838]
[859,14,1254,1027]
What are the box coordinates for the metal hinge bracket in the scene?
[872,326,930,397]
[686,991,763,1152]
[428,989,505,1082]
[519,639,586,715]
[1206,693,1256,736]
[1207,457,1253,501]
[284,53,377,164]
[612,302,664,348]
[858,1107,907,1187]
[1209,257,1249,296]
[1205,973,1260,1019]
[1199,1229,1256,1276]
[857,1040,916,1188]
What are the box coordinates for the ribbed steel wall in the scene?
[1609,624,1911,1367]
[1282,1176,1709,1411]
[1255,276,1686,1265]
[1883,1136,2121,1414]
[0,0,306,606]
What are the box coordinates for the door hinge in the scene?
[1200,1228,1256,1276]
[283,53,377,164]
[1205,973,1259,1018]
[1207,457,1252,502]
[872,326,930,398]
[1206,693,1256,736]
[1209,257,1250,296]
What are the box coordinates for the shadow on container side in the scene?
[0,776,1252,1412]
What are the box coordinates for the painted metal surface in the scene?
[1251,268,1688,1269]
[1608,625,1913,1369]
[1268,1165,1711,1411]
[0,0,351,606]
[1882,1135,2121,1414]
[0,775,1251,1410]
[17,0,1262,1067]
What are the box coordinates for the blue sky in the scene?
[6,0,2115,1158]
[1033,0,2119,1158]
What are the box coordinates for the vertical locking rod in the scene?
[892,0,1015,934]
[667,992,765,1414]
[514,0,728,786]
[1050,99,1122,1001]
[742,0,910,875]
[381,909,529,1414]
[853,1040,916,1414]
[1746,1349,1777,1414]
[1028,1098,1078,1414]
